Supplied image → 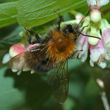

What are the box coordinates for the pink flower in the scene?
[2,44,25,64]
[102,28,110,60]
[90,39,106,68]
[26,43,39,51]
[75,7,110,68]
[75,35,89,62]
[9,44,25,57]
[87,0,109,9]
[2,43,39,75]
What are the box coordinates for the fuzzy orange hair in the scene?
[46,30,76,64]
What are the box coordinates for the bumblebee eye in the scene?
[63,25,74,33]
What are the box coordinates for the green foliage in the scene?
[17,0,86,27]
[0,0,86,28]
[101,3,110,22]
[0,67,52,110]
[0,27,23,49]
[0,2,17,28]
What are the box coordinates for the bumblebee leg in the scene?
[33,32,41,43]
[28,30,41,43]
[27,33,32,44]
[26,29,41,44]
[77,25,89,36]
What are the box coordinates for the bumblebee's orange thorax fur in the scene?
[46,30,76,64]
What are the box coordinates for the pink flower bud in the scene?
[26,44,39,51]
[90,9,101,23]
[9,44,25,57]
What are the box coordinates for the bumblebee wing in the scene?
[48,61,69,103]
[8,44,52,73]
[8,52,31,72]
[8,44,44,71]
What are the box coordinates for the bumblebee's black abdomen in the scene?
[32,58,53,72]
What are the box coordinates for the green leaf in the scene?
[17,0,86,27]
[68,59,83,71]
[62,98,75,110]
[0,27,23,49]
[85,78,99,96]
[0,0,18,3]
[0,67,52,110]
[0,2,17,28]
[0,67,25,110]
[101,4,110,22]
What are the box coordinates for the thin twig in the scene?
[101,92,110,110]
[96,78,110,110]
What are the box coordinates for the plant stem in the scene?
[101,91,110,110]
[96,78,110,110]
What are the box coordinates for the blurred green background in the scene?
[0,0,110,110]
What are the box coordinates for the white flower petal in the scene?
[12,69,18,72]
[105,54,110,60]
[17,71,22,75]
[75,13,83,24]
[87,0,109,7]
[98,62,107,69]
[102,29,110,60]
[80,51,88,62]
[23,67,30,71]
[96,78,104,88]
[98,0,109,6]
[31,70,35,74]
[75,35,89,62]
[90,49,100,62]
[87,0,96,6]
[2,53,10,64]
[90,59,95,67]
[100,19,110,31]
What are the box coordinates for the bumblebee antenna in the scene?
[79,31,101,39]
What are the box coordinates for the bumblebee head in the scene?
[62,24,77,35]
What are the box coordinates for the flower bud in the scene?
[90,9,101,23]
[9,44,25,57]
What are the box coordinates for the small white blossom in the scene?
[2,53,10,64]
[90,9,101,23]
[87,0,109,8]
[75,8,110,69]
[75,35,89,62]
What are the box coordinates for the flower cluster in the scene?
[75,0,110,68]
[87,0,109,9]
